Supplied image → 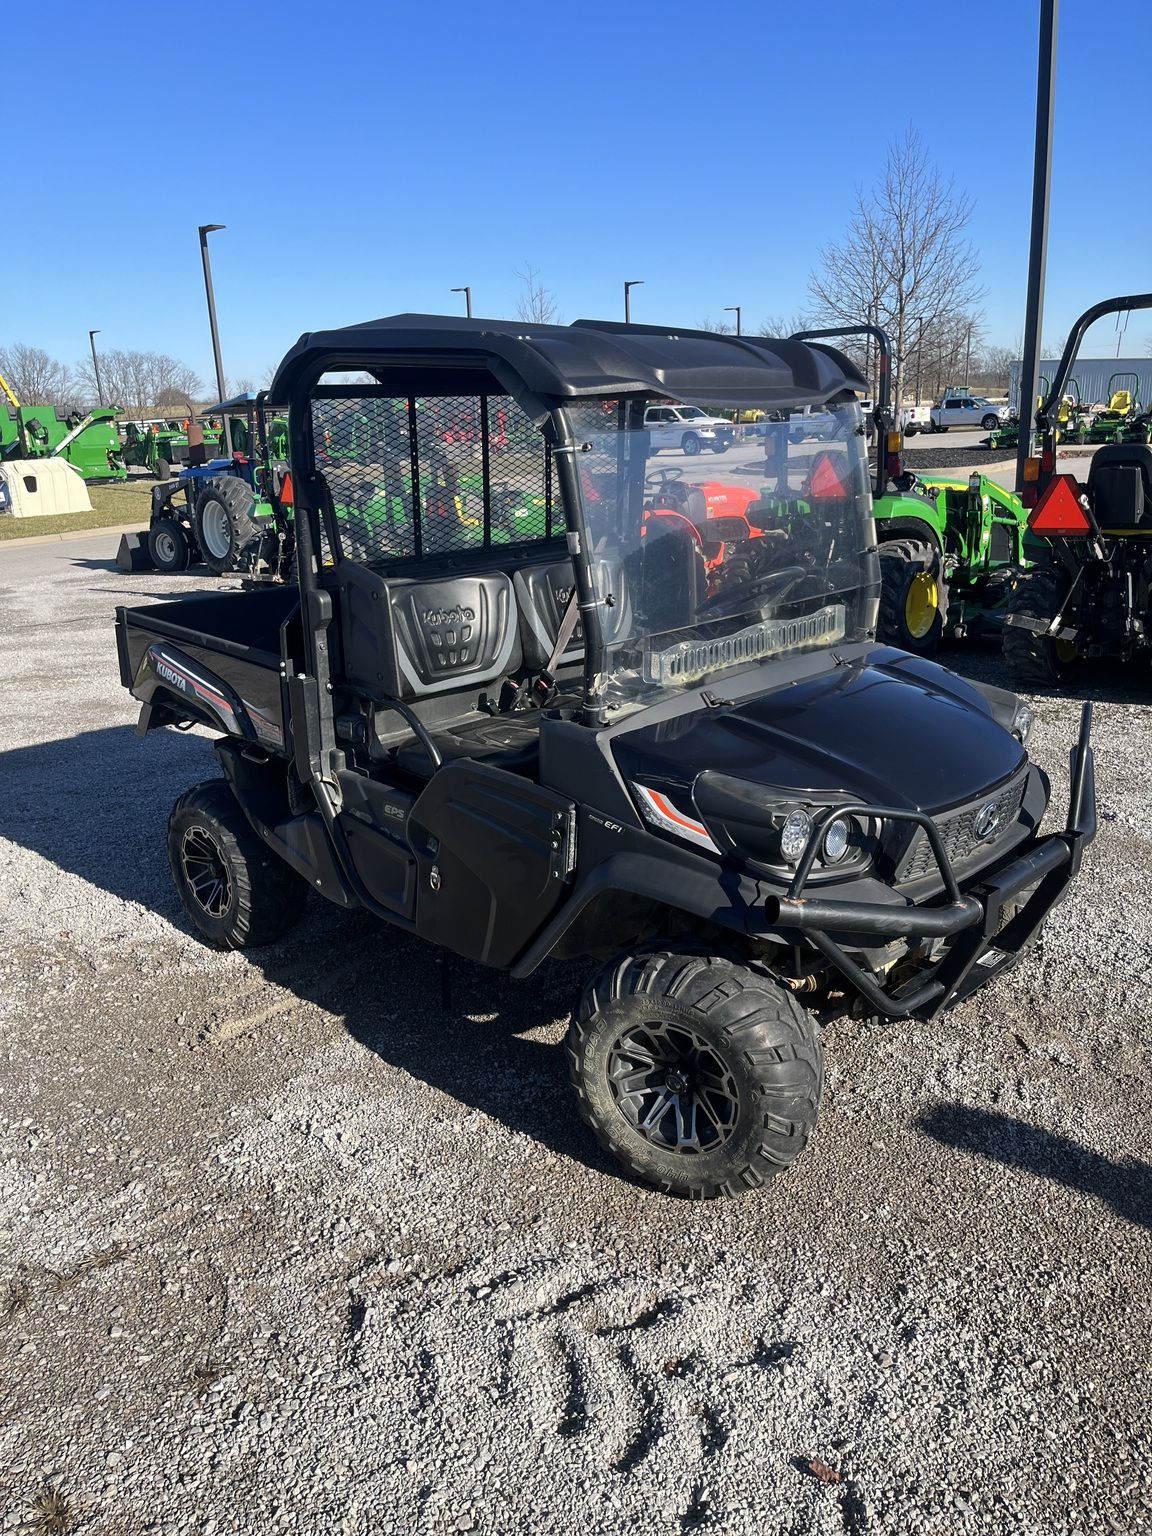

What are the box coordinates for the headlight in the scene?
[779,808,813,863]
[822,815,851,862]
[1012,702,1035,746]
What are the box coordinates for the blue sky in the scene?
[5,0,1151,386]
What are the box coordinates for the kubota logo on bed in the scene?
[422,607,475,626]
[155,659,189,691]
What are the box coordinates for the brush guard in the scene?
[763,703,1096,1020]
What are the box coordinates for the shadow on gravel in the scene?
[0,724,215,920]
[920,1103,1152,1232]
[250,918,618,1181]
[942,636,1152,705]
[0,715,614,1176]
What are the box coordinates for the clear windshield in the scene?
[566,399,880,716]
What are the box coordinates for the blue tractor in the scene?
[117,394,291,576]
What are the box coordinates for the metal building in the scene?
[1009,358,1152,413]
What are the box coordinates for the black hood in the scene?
[611,648,1026,815]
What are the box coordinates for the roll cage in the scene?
[271,314,868,729]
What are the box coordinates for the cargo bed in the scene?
[116,586,302,751]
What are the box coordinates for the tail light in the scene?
[885,429,903,481]
[1021,456,1041,509]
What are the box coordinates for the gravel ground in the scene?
[1,540,1150,1536]
[876,442,1101,476]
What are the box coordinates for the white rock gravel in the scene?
[0,538,1150,1535]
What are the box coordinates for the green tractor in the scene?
[120,417,213,478]
[0,401,126,482]
[794,325,1032,653]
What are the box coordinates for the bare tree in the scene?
[696,317,734,334]
[73,349,202,414]
[514,264,558,325]
[0,343,74,405]
[971,342,1016,395]
[808,129,983,403]
[755,312,814,339]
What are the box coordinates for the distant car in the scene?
[927,395,1011,432]
[786,405,840,443]
[644,404,733,455]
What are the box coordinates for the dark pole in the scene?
[198,224,231,455]
[451,286,473,318]
[624,280,644,323]
[88,330,104,407]
[725,306,742,336]
[1015,0,1059,492]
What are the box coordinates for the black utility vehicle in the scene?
[116,317,1096,1198]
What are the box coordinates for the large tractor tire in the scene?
[568,951,823,1199]
[193,476,264,575]
[167,780,307,949]
[877,538,949,655]
[1002,565,1079,687]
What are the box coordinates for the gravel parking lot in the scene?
[1,531,1150,1535]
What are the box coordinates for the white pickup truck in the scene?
[644,404,734,455]
[920,393,1011,433]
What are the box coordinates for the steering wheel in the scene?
[645,467,685,493]
[700,564,807,613]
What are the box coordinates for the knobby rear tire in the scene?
[877,537,949,654]
[167,779,307,949]
[1002,564,1079,686]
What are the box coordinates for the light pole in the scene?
[198,223,231,454]
[88,330,105,407]
[914,319,927,406]
[1015,0,1059,493]
[451,286,473,319]
[624,280,644,323]
[725,306,742,336]
[964,321,973,388]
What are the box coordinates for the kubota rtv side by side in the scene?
[116,315,1096,1199]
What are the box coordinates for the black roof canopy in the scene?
[269,313,866,410]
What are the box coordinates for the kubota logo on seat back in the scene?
[422,607,475,626]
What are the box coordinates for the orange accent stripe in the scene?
[648,790,708,837]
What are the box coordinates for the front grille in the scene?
[896,770,1029,884]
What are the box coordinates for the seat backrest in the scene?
[1110,390,1133,415]
[514,556,632,670]
[1087,443,1152,530]
[339,564,521,697]
[514,561,582,669]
